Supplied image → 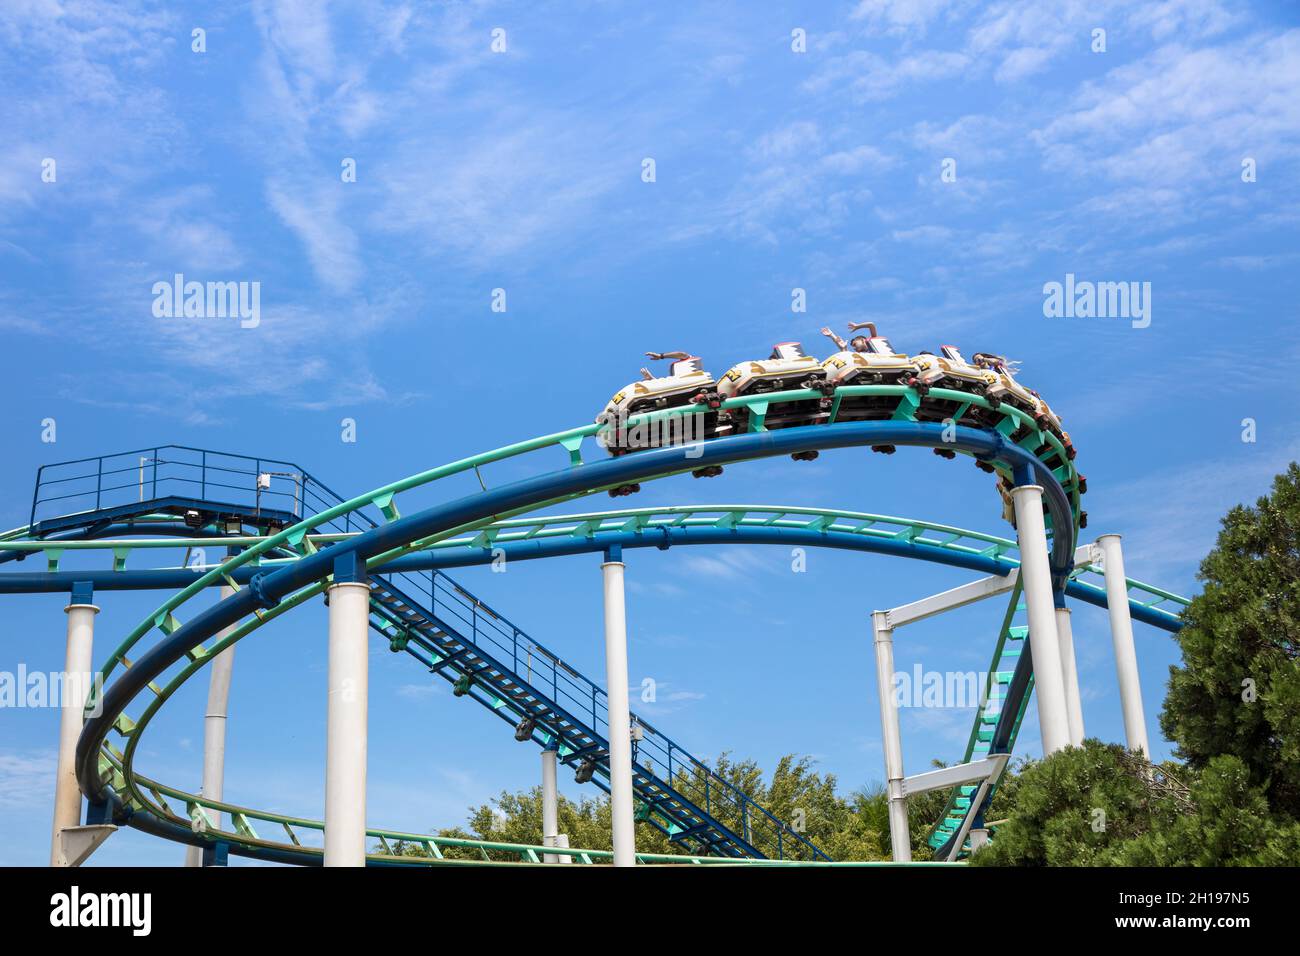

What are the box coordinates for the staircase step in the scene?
[368,573,821,862]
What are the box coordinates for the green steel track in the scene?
[2,386,1186,864]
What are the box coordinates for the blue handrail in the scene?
[376,563,829,861]
[29,444,360,532]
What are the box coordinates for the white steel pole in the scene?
[1098,534,1149,756]
[51,601,98,866]
[601,555,636,866]
[186,582,238,867]
[871,611,910,862]
[541,748,560,864]
[1055,607,1085,747]
[324,579,370,866]
[1010,485,1071,755]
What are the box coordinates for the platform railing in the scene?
[28,445,349,531]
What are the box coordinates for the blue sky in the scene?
[1,0,1298,864]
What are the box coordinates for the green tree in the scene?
[1159,463,1300,819]
[373,753,924,862]
[1111,755,1300,866]
[972,743,1300,866]
[971,741,1185,866]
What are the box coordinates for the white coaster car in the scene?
[596,352,718,463]
[1029,394,1075,461]
[908,345,1001,430]
[969,354,1075,463]
[1032,393,1064,436]
[820,323,918,388]
[716,342,830,433]
[818,323,919,446]
[911,345,1000,396]
[972,353,1037,414]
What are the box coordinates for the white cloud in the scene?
[850,0,968,36]
[805,49,970,103]
[133,188,246,272]
[994,46,1053,83]
[1036,29,1300,195]
[266,180,362,294]
[0,750,55,810]
[1090,437,1300,585]
[678,548,776,582]
[892,224,956,243]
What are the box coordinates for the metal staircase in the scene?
[366,567,829,860]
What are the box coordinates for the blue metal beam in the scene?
[3,526,1179,631]
[76,421,1073,803]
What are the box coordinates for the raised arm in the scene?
[819,327,848,351]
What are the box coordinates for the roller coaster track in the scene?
[0,385,1189,864]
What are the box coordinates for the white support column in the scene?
[52,601,98,867]
[1098,534,1149,756]
[1010,485,1071,755]
[1055,607,1085,747]
[541,748,560,864]
[186,583,238,867]
[601,555,636,867]
[324,579,370,867]
[871,611,910,862]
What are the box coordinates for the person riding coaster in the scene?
[596,350,723,496]
[819,321,920,454]
[909,345,1000,402]
[967,352,1075,465]
[904,344,1004,458]
[715,342,831,459]
[971,352,1038,414]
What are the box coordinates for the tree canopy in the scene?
[1159,462,1300,817]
